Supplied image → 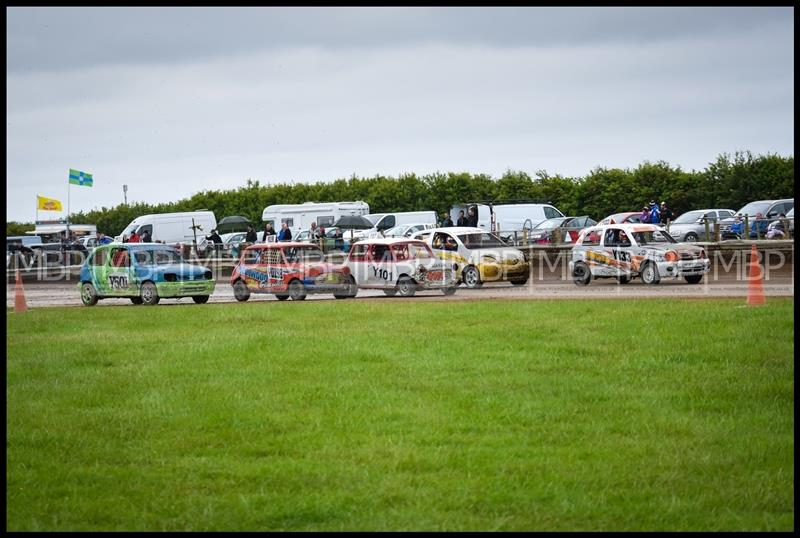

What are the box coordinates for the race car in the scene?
[568,223,710,285]
[231,242,356,301]
[78,243,215,306]
[344,238,458,297]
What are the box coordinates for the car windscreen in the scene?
[283,246,325,263]
[534,217,569,229]
[458,232,506,248]
[736,201,771,216]
[630,230,677,244]
[672,210,706,224]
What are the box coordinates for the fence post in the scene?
[743,216,749,239]
[553,228,562,245]
[704,218,710,241]
[713,222,720,242]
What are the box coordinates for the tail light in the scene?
[341,266,350,276]
[664,251,679,262]
[307,267,321,277]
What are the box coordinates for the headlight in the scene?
[664,251,679,262]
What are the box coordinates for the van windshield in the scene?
[365,214,385,225]
[458,232,507,248]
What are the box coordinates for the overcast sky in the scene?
[6,6,794,222]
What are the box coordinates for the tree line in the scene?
[6,151,794,237]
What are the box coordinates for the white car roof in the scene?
[582,223,665,233]
[354,237,428,246]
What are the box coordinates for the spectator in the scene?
[95,231,112,245]
[441,212,454,227]
[262,222,276,242]
[309,222,322,242]
[660,201,673,224]
[456,210,467,227]
[278,222,292,241]
[766,213,786,239]
[140,229,152,242]
[727,215,744,239]
[649,201,660,225]
[128,230,141,243]
[334,228,344,251]
[245,225,257,243]
[467,206,478,227]
[640,205,651,224]
[749,213,768,239]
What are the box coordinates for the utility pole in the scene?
[123,184,128,205]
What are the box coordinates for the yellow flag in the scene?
[37,195,63,211]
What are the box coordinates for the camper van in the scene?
[261,201,370,237]
[449,203,565,236]
[354,211,438,239]
[115,210,217,245]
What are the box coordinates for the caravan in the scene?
[261,201,370,236]
[115,210,217,245]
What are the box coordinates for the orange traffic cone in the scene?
[14,269,28,313]
[746,244,766,306]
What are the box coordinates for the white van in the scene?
[262,201,370,237]
[449,203,564,235]
[116,210,217,245]
[355,211,438,239]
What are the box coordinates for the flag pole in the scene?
[67,181,71,237]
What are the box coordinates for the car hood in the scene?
[638,244,705,255]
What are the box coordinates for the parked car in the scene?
[528,216,597,244]
[667,209,736,242]
[380,223,437,239]
[786,207,794,236]
[569,224,710,286]
[598,212,643,225]
[231,242,356,302]
[413,226,529,288]
[344,238,458,297]
[719,198,795,239]
[78,243,215,306]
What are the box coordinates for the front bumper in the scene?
[658,259,710,278]
[156,280,216,297]
[478,261,530,282]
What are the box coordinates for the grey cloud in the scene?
[7,6,791,73]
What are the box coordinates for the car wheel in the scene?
[684,274,703,284]
[442,286,457,296]
[130,296,143,305]
[275,294,289,301]
[233,279,250,302]
[641,262,661,285]
[510,274,529,286]
[192,295,210,304]
[288,280,307,301]
[140,281,160,305]
[462,266,482,289]
[383,289,398,297]
[397,276,417,297]
[685,232,698,242]
[572,262,591,286]
[617,274,632,284]
[81,282,99,306]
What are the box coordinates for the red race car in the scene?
[231,242,357,301]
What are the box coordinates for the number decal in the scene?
[108,274,129,289]
[371,265,393,282]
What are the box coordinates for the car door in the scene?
[103,246,136,296]
[367,243,394,286]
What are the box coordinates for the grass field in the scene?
[6,298,794,531]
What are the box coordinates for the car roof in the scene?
[352,238,428,245]
[584,222,664,231]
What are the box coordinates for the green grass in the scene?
[6,298,794,531]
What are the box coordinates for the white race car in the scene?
[344,238,458,296]
[569,223,710,285]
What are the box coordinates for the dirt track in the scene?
[8,269,794,309]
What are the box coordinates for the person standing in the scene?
[245,225,258,243]
[278,222,292,241]
[456,210,467,227]
[441,213,454,227]
[659,201,673,224]
[140,229,152,242]
[128,230,141,243]
[467,207,478,227]
[639,205,650,224]
[648,201,660,225]
[262,222,276,242]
